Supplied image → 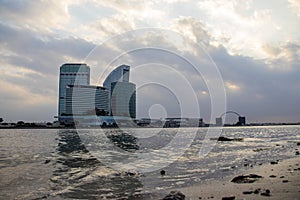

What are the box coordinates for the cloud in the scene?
[289,0,300,17]
[90,14,136,38]
[196,0,285,59]
[209,44,300,122]
[0,0,77,33]
[172,16,211,45]
[0,23,95,74]
[262,42,300,70]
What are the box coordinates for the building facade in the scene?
[103,64,136,118]
[65,85,109,116]
[111,82,136,118]
[58,63,90,120]
[103,64,130,91]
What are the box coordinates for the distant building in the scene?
[238,116,246,126]
[103,64,136,118]
[103,64,130,91]
[111,82,136,118]
[216,117,223,126]
[58,63,90,121]
[58,63,136,125]
[65,85,109,116]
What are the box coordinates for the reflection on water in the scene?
[107,131,139,151]
[53,130,145,199]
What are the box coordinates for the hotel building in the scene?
[58,63,90,121]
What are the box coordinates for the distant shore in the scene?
[1,123,300,129]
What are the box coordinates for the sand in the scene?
[175,157,300,200]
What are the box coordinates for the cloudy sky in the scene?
[0,0,299,123]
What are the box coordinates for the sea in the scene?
[0,126,299,199]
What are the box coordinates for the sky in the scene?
[0,0,299,123]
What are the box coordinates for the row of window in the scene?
[60,73,89,76]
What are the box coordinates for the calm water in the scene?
[0,126,299,199]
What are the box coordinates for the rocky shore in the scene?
[162,156,300,200]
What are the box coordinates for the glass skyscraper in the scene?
[103,64,136,118]
[58,63,90,120]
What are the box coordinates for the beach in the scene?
[172,156,300,200]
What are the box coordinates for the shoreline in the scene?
[1,124,300,129]
[169,156,300,200]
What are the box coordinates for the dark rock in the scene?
[44,159,51,164]
[280,176,285,178]
[162,191,185,200]
[270,161,278,165]
[254,188,261,194]
[160,170,166,176]
[297,142,300,146]
[261,192,271,197]
[296,151,300,155]
[213,136,243,142]
[221,196,235,200]
[243,191,253,194]
[261,189,271,196]
[125,171,136,176]
[269,175,276,178]
[282,180,289,183]
[231,174,262,183]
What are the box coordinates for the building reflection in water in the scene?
[52,129,146,199]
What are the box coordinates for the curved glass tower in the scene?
[103,64,136,118]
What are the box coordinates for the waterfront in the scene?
[0,126,299,199]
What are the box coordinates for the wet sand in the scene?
[175,157,300,200]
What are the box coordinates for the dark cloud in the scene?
[0,23,95,75]
[210,45,300,123]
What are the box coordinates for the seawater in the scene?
[0,126,299,199]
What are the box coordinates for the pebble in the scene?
[243,191,253,195]
[221,196,235,200]
[44,159,51,164]
[254,188,261,194]
[270,161,278,165]
[261,192,271,197]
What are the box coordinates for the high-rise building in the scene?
[111,82,136,118]
[65,85,109,116]
[103,64,130,91]
[58,63,90,120]
[103,64,136,118]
